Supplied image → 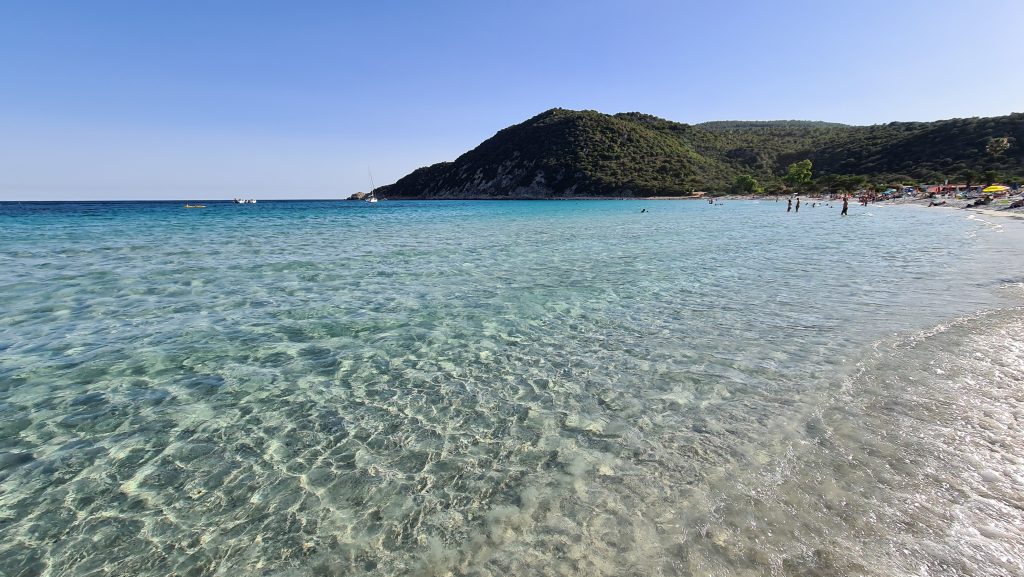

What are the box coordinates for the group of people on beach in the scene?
[638,194,853,215]
[786,195,849,216]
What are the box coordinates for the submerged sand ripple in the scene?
[1,200,1023,576]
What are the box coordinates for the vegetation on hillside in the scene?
[376,109,1024,198]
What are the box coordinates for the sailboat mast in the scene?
[368,167,375,194]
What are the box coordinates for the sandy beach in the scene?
[654,193,1024,221]
[880,196,1024,219]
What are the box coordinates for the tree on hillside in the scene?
[835,174,867,193]
[783,159,813,191]
[987,137,1010,157]
[732,174,763,194]
[817,174,837,191]
[960,168,979,192]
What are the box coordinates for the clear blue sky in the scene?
[2,0,1021,200]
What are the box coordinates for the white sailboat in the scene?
[366,169,379,203]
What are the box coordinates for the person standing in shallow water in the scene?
[787,198,792,212]
[795,198,800,212]
[841,196,849,216]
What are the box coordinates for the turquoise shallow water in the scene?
[1,199,1023,576]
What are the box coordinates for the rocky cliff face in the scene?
[387,159,562,199]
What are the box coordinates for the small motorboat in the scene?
[184,203,206,209]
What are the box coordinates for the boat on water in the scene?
[366,169,379,203]
[184,203,206,208]
[233,198,257,204]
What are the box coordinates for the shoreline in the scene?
[875,196,1024,220]
[643,194,1024,221]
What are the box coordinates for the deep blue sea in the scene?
[2,199,1023,577]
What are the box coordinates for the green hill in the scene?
[376,109,1024,198]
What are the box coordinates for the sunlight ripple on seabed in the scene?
[0,200,1022,577]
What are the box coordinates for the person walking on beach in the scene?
[787,198,792,212]
[841,196,849,216]
[795,198,800,212]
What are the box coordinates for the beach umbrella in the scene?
[982,185,1009,193]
